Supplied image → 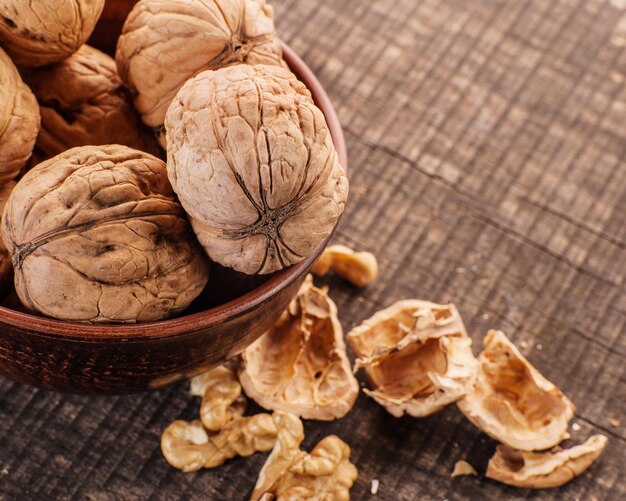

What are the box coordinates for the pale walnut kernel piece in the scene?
[0,47,40,184]
[161,415,277,473]
[457,330,575,451]
[486,435,608,489]
[1,145,210,323]
[166,65,348,275]
[0,0,104,67]
[239,275,359,420]
[311,245,378,287]
[251,412,357,501]
[190,366,246,432]
[451,460,478,478]
[23,45,161,160]
[348,300,478,418]
[0,182,15,298]
[116,0,284,146]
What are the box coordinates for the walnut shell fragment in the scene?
[457,330,575,451]
[251,411,357,501]
[486,435,608,489]
[1,145,209,323]
[0,182,15,298]
[0,0,104,67]
[0,47,40,183]
[239,275,358,420]
[451,460,478,478]
[348,300,478,417]
[312,244,378,287]
[23,45,161,160]
[116,0,284,146]
[166,65,349,275]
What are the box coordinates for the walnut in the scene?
[22,45,161,160]
[348,300,478,417]
[1,145,209,323]
[457,330,575,451]
[451,460,478,478]
[0,0,104,67]
[0,47,40,184]
[116,0,284,147]
[251,411,358,501]
[0,182,15,298]
[166,64,348,275]
[239,275,359,420]
[486,435,608,489]
[311,244,378,287]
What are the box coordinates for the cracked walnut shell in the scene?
[0,47,40,183]
[166,64,348,274]
[116,0,284,145]
[239,275,359,420]
[348,300,478,418]
[1,145,209,323]
[457,330,575,451]
[0,0,104,67]
[311,244,378,287]
[22,45,161,160]
[486,435,608,489]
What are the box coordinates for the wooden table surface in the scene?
[1,0,625,499]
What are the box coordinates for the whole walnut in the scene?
[1,145,210,323]
[0,0,104,67]
[116,0,284,147]
[22,45,161,160]
[166,65,349,275]
[0,181,15,298]
[0,47,40,183]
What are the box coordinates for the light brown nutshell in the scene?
[486,435,608,489]
[239,275,359,420]
[251,411,357,501]
[0,47,40,183]
[311,244,378,287]
[457,330,575,451]
[166,64,348,275]
[116,0,284,146]
[1,145,209,323]
[22,45,161,160]
[348,300,478,418]
[0,182,15,298]
[0,0,104,67]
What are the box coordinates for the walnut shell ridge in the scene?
[116,0,284,146]
[1,145,210,323]
[166,64,348,275]
[0,47,40,183]
[0,0,104,67]
[23,45,161,160]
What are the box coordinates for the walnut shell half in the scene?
[457,330,575,451]
[166,64,348,275]
[348,300,478,417]
[116,0,284,144]
[239,275,358,420]
[486,435,608,489]
[1,145,209,323]
[0,47,40,183]
[0,0,104,67]
[23,45,161,160]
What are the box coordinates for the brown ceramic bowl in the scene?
[0,42,347,394]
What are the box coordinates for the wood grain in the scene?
[1,0,625,499]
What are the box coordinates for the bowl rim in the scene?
[0,41,347,341]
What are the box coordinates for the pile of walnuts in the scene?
[0,0,348,323]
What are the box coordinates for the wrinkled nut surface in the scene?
[311,244,378,287]
[116,0,284,145]
[486,435,608,489]
[23,45,161,160]
[239,275,359,420]
[0,182,15,297]
[166,65,348,275]
[190,365,247,432]
[451,460,478,478]
[348,300,478,417]
[0,0,104,67]
[0,47,40,183]
[1,145,210,323]
[457,330,575,451]
[161,415,277,473]
[251,411,357,501]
